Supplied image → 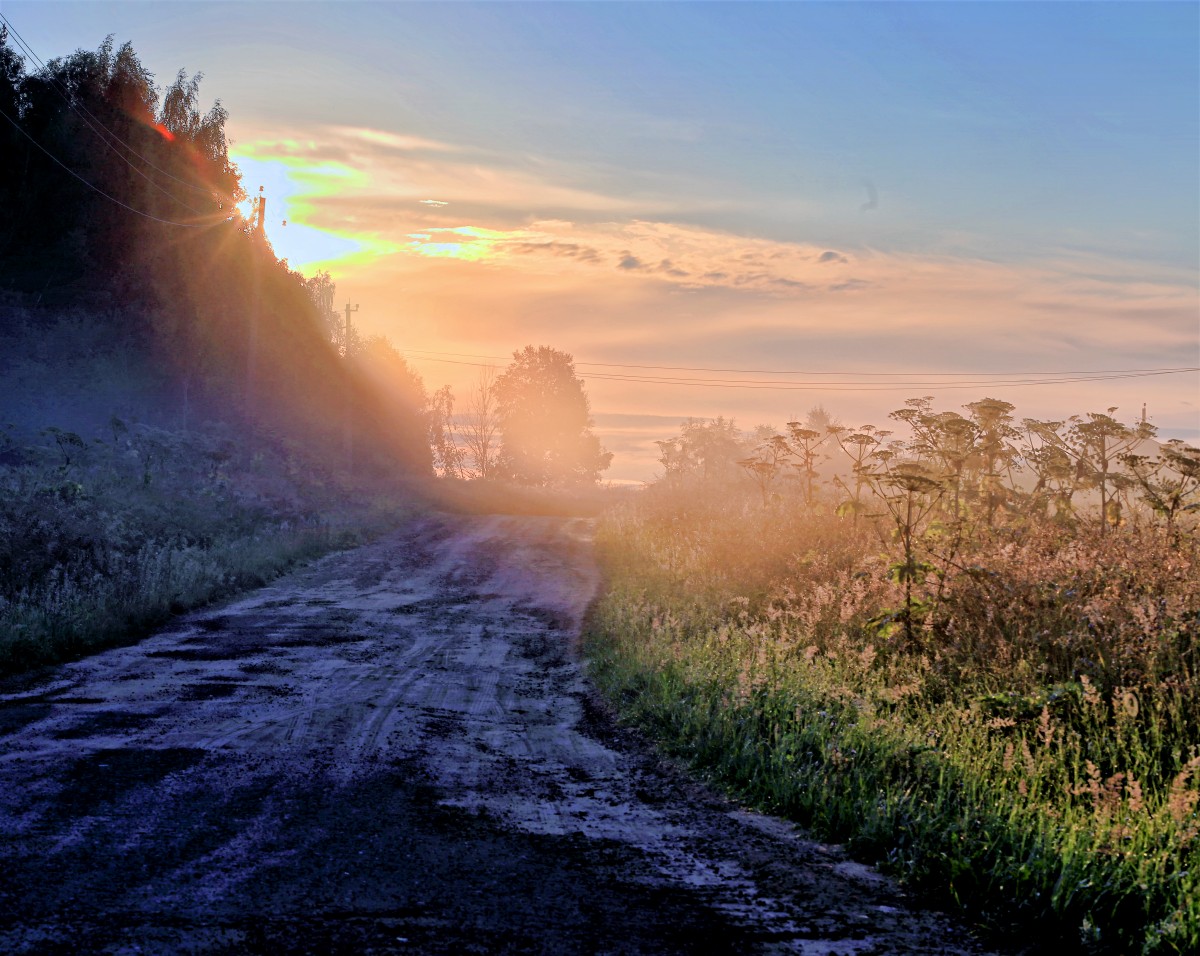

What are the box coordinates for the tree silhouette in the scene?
[461,366,501,480]
[303,270,340,344]
[426,384,463,479]
[493,346,611,486]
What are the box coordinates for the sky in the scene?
[5,1,1198,482]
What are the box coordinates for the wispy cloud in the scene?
[332,127,459,153]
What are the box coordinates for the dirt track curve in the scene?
[0,513,997,954]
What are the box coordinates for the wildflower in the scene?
[1037,706,1056,747]
[1078,759,1103,805]
[1166,757,1200,829]
[1126,776,1144,815]
[1112,688,1139,720]
[1020,738,1036,776]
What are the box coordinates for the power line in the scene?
[0,14,218,199]
[0,103,211,228]
[403,354,1200,390]
[578,369,1197,392]
[0,14,221,208]
[401,353,1199,393]
[0,16,210,215]
[398,347,1195,383]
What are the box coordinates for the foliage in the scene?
[586,397,1200,954]
[0,33,239,299]
[426,383,464,479]
[493,346,612,486]
[353,335,433,475]
[1121,441,1200,538]
[303,270,341,345]
[655,415,752,487]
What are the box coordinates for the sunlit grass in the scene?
[586,481,1200,953]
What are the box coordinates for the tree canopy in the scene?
[0,31,241,302]
[493,346,611,486]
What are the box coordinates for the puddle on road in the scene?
[53,747,207,816]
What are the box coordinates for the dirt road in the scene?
[0,513,994,954]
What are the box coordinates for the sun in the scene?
[229,149,368,272]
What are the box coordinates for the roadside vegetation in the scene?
[0,415,419,676]
[586,400,1200,954]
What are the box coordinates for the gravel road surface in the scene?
[0,513,996,954]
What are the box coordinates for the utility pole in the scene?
[343,300,360,473]
[343,301,359,358]
[255,185,266,237]
[245,186,266,416]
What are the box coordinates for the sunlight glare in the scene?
[230,150,368,272]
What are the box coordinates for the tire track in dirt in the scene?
[0,512,998,954]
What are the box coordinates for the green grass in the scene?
[0,421,420,674]
[584,487,1200,954]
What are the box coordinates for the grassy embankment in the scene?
[0,419,421,676]
[586,483,1199,953]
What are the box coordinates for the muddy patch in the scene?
[52,747,206,816]
[50,709,161,739]
[0,702,52,737]
[146,644,260,661]
[238,661,286,676]
[180,682,242,701]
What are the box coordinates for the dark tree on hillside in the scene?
[0,26,26,263]
[0,34,241,304]
[493,346,611,486]
[354,336,434,475]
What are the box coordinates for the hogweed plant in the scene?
[587,398,1200,954]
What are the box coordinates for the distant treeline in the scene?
[0,30,430,477]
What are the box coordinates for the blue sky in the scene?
[5,1,1198,479]
[10,2,1196,262]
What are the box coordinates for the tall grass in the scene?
[586,481,1199,953]
[0,421,417,674]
